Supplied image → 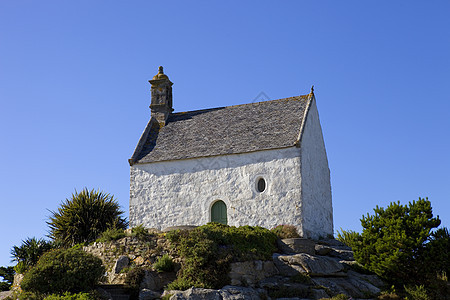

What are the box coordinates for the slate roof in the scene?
[131,95,312,164]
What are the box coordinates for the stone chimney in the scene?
[149,66,173,125]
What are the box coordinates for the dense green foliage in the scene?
[96,225,153,243]
[96,227,126,242]
[124,266,146,299]
[11,237,54,273]
[47,188,128,246]
[153,254,174,272]
[348,197,450,299]
[353,198,441,285]
[12,291,102,300]
[124,266,146,289]
[131,224,151,240]
[43,292,101,300]
[404,285,430,300]
[422,227,450,276]
[21,248,104,294]
[0,266,14,291]
[419,227,450,299]
[270,224,300,239]
[166,223,277,290]
[336,228,360,249]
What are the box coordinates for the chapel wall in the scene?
[129,147,304,234]
[299,99,333,239]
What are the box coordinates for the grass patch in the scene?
[96,228,126,242]
[153,254,174,272]
[166,222,277,290]
[270,225,300,239]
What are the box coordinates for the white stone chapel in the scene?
[129,67,333,239]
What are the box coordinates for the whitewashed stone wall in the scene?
[130,98,333,238]
[130,147,305,233]
[299,99,333,239]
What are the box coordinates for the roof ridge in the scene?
[132,93,310,164]
[172,94,309,115]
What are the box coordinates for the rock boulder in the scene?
[274,253,346,277]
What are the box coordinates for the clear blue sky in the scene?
[1,1,449,268]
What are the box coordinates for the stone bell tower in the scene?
[149,66,173,125]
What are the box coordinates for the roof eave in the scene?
[129,117,158,166]
[131,145,299,166]
[295,92,315,148]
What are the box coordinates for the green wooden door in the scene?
[211,200,227,225]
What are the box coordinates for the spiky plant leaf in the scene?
[11,237,53,270]
[47,188,128,246]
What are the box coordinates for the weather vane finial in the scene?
[310,85,314,94]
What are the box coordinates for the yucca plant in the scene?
[11,237,54,272]
[47,188,128,246]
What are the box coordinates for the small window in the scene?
[257,178,266,193]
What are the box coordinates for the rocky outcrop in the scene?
[82,235,383,299]
[311,273,382,299]
[139,289,161,300]
[164,286,266,300]
[114,255,130,274]
[0,291,13,300]
[277,238,315,255]
[82,233,173,284]
[159,238,385,299]
[273,253,346,277]
[229,260,278,286]
[11,274,23,291]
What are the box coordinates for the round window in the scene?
[257,178,266,193]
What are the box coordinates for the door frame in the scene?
[209,199,228,224]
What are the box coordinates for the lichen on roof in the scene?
[132,95,310,164]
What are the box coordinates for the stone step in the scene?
[97,284,130,300]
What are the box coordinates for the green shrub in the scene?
[166,223,277,290]
[124,267,145,289]
[344,261,373,275]
[13,261,28,274]
[437,271,447,281]
[47,188,128,246]
[166,228,222,289]
[131,224,150,240]
[14,291,43,300]
[96,227,126,242]
[377,292,402,300]
[290,272,310,284]
[153,254,174,272]
[43,291,101,300]
[322,295,350,300]
[270,225,300,239]
[404,285,429,300]
[425,270,450,300]
[333,294,350,300]
[421,227,450,276]
[199,223,278,261]
[336,228,360,249]
[352,198,441,285]
[166,276,197,291]
[11,238,54,272]
[0,266,14,291]
[0,281,10,292]
[161,294,173,300]
[125,267,146,299]
[21,248,104,294]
